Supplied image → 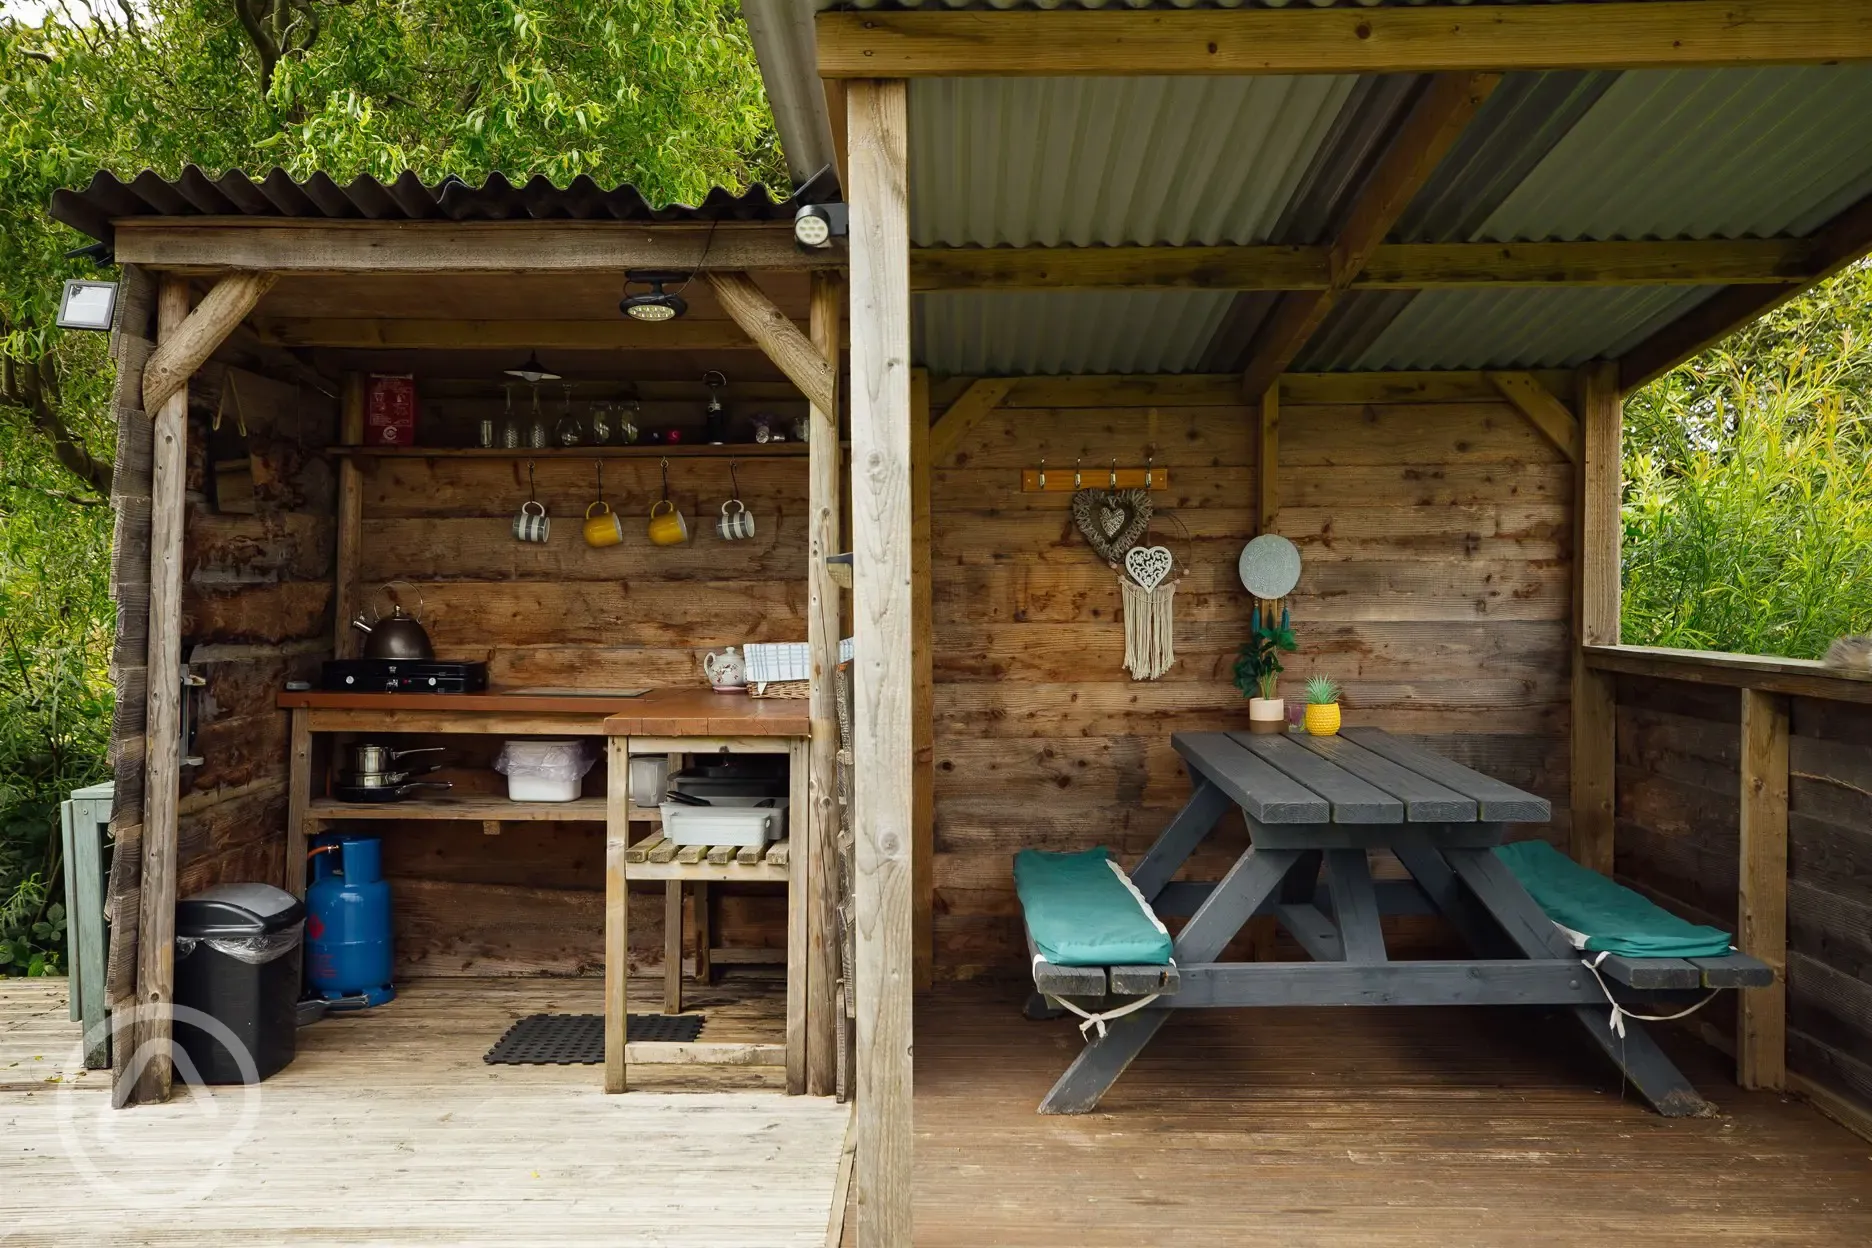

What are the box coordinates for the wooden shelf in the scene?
[329,444,810,460]
[309,795,608,821]
[623,834,790,882]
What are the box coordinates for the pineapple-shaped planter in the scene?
[1303,675,1342,736]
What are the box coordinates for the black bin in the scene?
[173,883,304,1084]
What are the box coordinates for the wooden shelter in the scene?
[47,2,1872,1244]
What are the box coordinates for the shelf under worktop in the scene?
[308,795,622,822]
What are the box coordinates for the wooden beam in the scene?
[817,2,1872,77]
[928,378,1012,464]
[1584,643,1872,706]
[910,239,1816,293]
[141,271,276,412]
[1619,192,1872,391]
[1256,384,1279,535]
[603,735,630,1094]
[1488,371,1580,463]
[1570,361,1621,875]
[707,272,838,415]
[132,275,192,1104]
[113,219,839,275]
[848,75,914,1248]
[333,373,366,660]
[1241,72,1500,397]
[910,369,935,994]
[1738,687,1790,1093]
[805,268,844,1098]
[823,78,851,195]
[254,317,780,352]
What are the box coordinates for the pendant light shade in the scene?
[504,351,560,384]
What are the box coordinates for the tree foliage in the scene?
[0,0,783,974]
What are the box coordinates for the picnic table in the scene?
[1032,728,1758,1116]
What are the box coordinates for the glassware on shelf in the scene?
[479,415,496,448]
[555,384,582,447]
[589,402,612,446]
[527,386,548,449]
[500,384,521,448]
[616,400,641,446]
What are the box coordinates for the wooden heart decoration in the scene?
[1125,544,1173,592]
[1071,488,1152,563]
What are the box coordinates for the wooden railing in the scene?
[1581,644,1872,1140]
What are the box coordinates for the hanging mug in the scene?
[513,499,549,544]
[583,500,625,548]
[717,499,756,541]
[647,499,689,546]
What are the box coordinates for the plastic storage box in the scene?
[661,795,789,847]
[493,739,593,802]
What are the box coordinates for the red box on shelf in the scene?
[365,374,419,446]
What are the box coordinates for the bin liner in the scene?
[493,739,596,783]
[176,927,303,966]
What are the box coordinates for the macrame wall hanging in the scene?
[1069,464,1183,681]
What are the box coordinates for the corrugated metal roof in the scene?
[909,75,1357,246]
[1305,284,1721,372]
[50,167,830,251]
[1477,67,1872,242]
[916,290,1234,375]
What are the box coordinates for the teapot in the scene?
[351,582,435,660]
[702,647,747,690]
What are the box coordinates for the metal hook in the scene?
[527,460,537,502]
[1038,457,1046,490]
[1074,457,1083,489]
[594,458,604,501]
[728,458,742,502]
[660,456,671,501]
[1109,458,1118,489]
[1145,453,1154,490]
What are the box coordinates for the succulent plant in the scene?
[1304,675,1342,706]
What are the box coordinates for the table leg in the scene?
[1128,778,1231,901]
[1040,845,1302,1115]
[1442,846,1712,1117]
[664,881,684,1015]
[285,709,311,899]
[1323,849,1386,963]
[604,736,630,1093]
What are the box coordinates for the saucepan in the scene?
[334,779,453,805]
[345,743,446,776]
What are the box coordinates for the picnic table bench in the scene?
[1021,728,1771,1116]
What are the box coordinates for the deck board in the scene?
[1,976,845,1246]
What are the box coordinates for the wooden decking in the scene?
[870,982,1872,1247]
[2,976,848,1246]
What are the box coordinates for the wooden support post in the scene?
[911,369,935,992]
[806,270,844,1096]
[132,275,194,1105]
[139,271,276,413]
[285,709,312,899]
[1256,383,1279,535]
[707,271,838,414]
[694,882,712,985]
[334,373,366,658]
[787,735,811,1094]
[1571,361,1621,874]
[604,736,630,1093]
[1738,687,1789,1091]
[849,75,915,1248]
[663,881,684,1015]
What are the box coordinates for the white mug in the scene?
[513,500,549,543]
[717,499,756,541]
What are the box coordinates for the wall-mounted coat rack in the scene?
[1021,458,1171,493]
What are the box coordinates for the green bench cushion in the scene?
[1015,848,1174,968]
[1494,840,1734,959]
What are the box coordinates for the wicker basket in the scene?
[749,679,811,699]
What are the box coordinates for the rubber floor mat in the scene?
[483,1012,705,1064]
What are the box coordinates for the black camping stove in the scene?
[319,659,488,694]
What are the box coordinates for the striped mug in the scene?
[717,499,756,541]
[513,500,549,544]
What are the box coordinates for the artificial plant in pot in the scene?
[1303,675,1343,737]
[1234,608,1297,733]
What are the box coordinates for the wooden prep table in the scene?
[276,688,812,1094]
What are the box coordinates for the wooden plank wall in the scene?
[176,364,339,896]
[929,387,1573,977]
[1614,674,1872,1115]
[353,433,811,975]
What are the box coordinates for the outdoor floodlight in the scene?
[619,270,690,323]
[793,203,848,249]
[57,279,118,332]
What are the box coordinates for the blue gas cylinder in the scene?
[305,836,396,1007]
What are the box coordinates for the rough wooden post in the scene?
[1738,687,1789,1091]
[1256,382,1279,535]
[910,368,935,992]
[806,270,845,1096]
[604,735,631,1093]
[131,275,193,1104]
[848,76,915,1248]
[333,374,366,658]
[1570,360,1620,874]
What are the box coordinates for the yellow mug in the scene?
[583,501,625,548]
[647,499,690,546]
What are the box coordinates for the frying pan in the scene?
[334,780,453,804]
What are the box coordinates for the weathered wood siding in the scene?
[354,441,810,975]
[176,365,338,896]
[930,389,1573,977]
[1615,674,1872,1117]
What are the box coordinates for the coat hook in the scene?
[1109,458,1118,489]
[1073,457,1083,489]
[1038,457,1047,490]
[1145,453,1154,490]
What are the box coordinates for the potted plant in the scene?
[1303,675,1343,737]
[1234,609,1297,733]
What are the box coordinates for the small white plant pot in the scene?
[1247,697,1286,734]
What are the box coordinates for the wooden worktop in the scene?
[277,687,810,736]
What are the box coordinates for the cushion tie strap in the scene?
[1582,949,1721,1038]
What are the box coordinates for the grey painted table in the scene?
[1037,728,1714,1117]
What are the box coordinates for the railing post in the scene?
[1738,687,1790,1091]
[1570,362,1620,873]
